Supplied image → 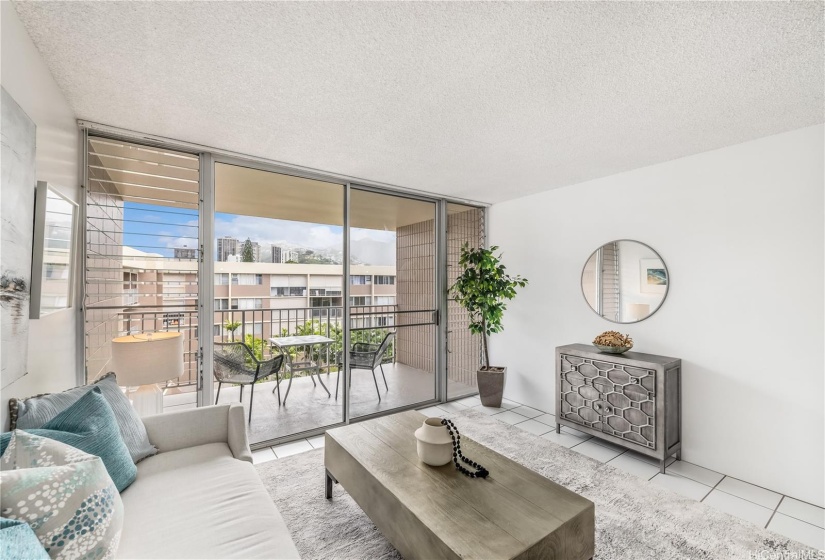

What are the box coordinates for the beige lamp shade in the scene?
[111,332,184,386]
[627,303,651,322]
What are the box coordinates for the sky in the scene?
[122,202,396,264]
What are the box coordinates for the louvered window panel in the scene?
[84,137,200,387]
[446,204,486,398]
[600,241,621,322]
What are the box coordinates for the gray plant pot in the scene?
[477,367,506,408]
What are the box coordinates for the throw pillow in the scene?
[0,518,49,560]
[1,388,137,491]
[9,372,157,463]
[0,431,123,559]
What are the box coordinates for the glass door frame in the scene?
[78,121,486,448]
[344,184,447,424]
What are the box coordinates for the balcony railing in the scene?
[109,305,398,388]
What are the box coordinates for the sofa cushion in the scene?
[10,372,157,463]
[1,388,137,492]
[117,443,299,559]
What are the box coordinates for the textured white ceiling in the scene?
[13,1,824,204]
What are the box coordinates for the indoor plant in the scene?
[450,244,528,407]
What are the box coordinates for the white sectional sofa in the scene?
[117,403,300,559]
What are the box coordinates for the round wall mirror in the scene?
[581,240,669,323]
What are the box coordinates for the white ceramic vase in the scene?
[414,417,453,466]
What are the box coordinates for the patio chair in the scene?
[214,342,285,422]
[335,332,395,402]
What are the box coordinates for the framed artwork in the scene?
[1,87,36,389]
[640,258,668,294]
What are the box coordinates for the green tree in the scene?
[241,238,254,262]
[224,319,241,342]
[244,334,265,360]
[449,244,528,369]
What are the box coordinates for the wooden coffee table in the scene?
[324,410,595,560]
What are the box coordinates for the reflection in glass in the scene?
[32,184,77,317]
[581,240,668,323]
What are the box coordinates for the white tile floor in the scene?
[250,397,825,551]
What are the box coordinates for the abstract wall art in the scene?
[1,87,36,389]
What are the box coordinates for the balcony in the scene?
[118,306,476,444]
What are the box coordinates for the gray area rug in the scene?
[256,408,814,559]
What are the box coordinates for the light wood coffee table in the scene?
[324,410,595,560]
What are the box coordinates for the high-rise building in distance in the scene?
[218,236,260,262]
[217,236,239,262]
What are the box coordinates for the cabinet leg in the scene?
[660,459,667,474]
[675,450,681,461]
[556,423,561,434]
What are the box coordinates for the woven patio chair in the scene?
[214,342,285,422]
[335,332,395,401]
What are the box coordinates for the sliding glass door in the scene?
[212,161,346,445]
[347,188,439,419]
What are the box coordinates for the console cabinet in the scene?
[555,344,681,472]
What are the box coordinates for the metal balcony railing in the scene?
[104,305,398,388]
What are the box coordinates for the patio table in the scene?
[268,335,334,404]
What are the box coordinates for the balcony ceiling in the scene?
[13,2,823,204]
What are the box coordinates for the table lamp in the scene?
[111,332,183,417]
[627,303,651,322]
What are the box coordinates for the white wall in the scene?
[489,124,824,507]
[1,3,80,428]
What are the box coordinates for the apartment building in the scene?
[120,249,397,385]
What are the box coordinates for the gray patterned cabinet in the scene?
[556,344,681,473]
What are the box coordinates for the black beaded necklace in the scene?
[441,418,489,479]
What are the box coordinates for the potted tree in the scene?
[450,244,528,407]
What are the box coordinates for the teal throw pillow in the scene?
[0,518,49,560]
[10,372,158,463]
[0,387,137,491]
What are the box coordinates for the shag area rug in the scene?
[256,408,815,559]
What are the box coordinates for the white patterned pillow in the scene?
[0,431,124,559]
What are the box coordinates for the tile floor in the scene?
[251,396,825,551]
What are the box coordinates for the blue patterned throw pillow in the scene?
[0,387,137,491]
[0,431,124,559]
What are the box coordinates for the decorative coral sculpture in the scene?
[593,331,633,354]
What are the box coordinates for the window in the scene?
[243,323,263,336]
[215,298,230,310]
[350,296,372,306]
[45,263,69,280]
[350,275,371,285]
[215,273,229,285]
[213,325,222,337]
[272,286,306,297]
[374,296,395,305]
[235,298,263,310]
[377,316,392,327]
[233,273,263,286]
[374,275,395,285]
[164,312,185,328]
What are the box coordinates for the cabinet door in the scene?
[559,354,603,431]
[599,363,657,450]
